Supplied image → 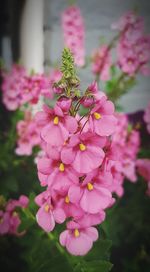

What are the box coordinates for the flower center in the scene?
[87,182,94,191]
[65,195,70,204]
[79,143,86,151]
[53,116,59,125]
[0,217,3,224]
[94,112,101,120]
[44,204,50,212]
[74,228,80,237]
[12,211,18,217]
[59,163,65,172]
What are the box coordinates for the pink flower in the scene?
[110,114,140,184]
[111,11,144,33]
[0,195,29,236]
[136,159,150,196]
[56,193,84,219]
[89,96,117,136]
[62,6,85,67]
[35,191,66,232]
[115,12,150,76]
[36,104,78,147]
[61,132,105,173]
[144,102,150,134]
[15,111,42,156]
[92,45,112,81]
[1,64,27,110]
[60,220,98,256]
[37,153,78,192]
[68,170,112,214]
[6,195,29,211]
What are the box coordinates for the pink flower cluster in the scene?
[144,102,150,134]
[1,65,61,111]
[1,64,27,110]
[92,45,112,81]
[35,82,118,255]
[136,159,150,196]
[115,11,150,75]
[15,110,42,156]
[0,195,29,235]
[62,6,85,67]
[109,113,140,196]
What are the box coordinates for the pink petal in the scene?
[84,227,99,242]
[95,115,117,136]
[41,123,69,146]
[61,147,75,164]
[101,100,115,115]
[65,116,78,133]
[37,157,52,174]
[53,208,66,224]
[59,230,69,246]
[68,185,82,203]
[73,146,104,173]
[80,187,111,213]
[36,206,55,232]
[66,232,93,256]
[46,144,60,160]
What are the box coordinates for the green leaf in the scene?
[85,239,112,261]
[84,260,113,272]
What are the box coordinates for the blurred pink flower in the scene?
[62,6,85,67]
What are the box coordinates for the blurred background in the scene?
[0,0,150,112]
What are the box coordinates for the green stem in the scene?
[22,207,75,268]
[47,232,65,255]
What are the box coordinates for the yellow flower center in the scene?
[74,228,80,237]
[44,204,50,212]
[87,182,94,191]
[94,112,101,120]
[65,196,70,204]
[53,116,59,125]
[59,163,65,172]
[79,143,86,151]
[12,211,18,217]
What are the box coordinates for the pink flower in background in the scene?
[15,111,42,156]
[1,65,60,110]
[114,12,150,76]
[21,73,52,104]
[1,64,27,110]
[92,45,112,81]
[111,11,144,33]
[136,159,150,196]
[0,195,29,236]
[60,220,98,256]
[144,102,150,134]
[62,6,85,67]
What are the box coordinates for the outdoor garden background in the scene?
[0,0,150,271]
